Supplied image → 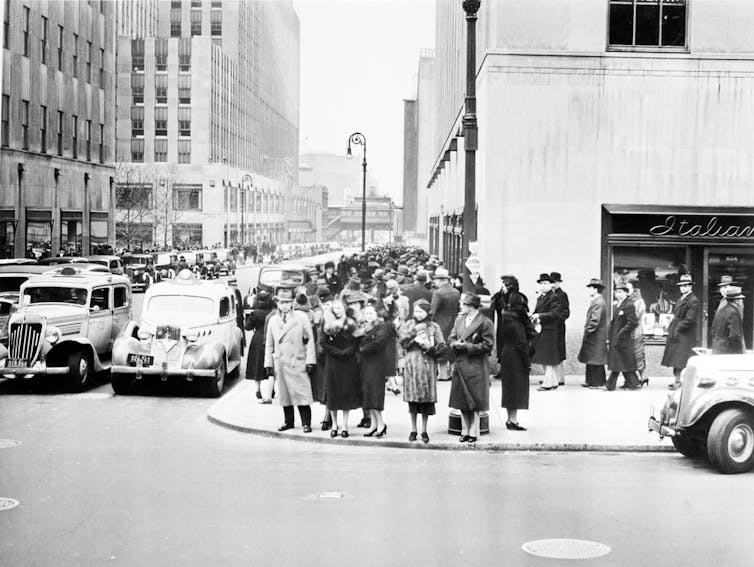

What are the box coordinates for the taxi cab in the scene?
[0,266,132,390]
[110,269,243,397]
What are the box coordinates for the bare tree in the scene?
[115,163,154,251]
[150,164,184,250]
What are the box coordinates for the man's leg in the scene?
[605,371,619,391]
[668,368,683,390]
[623,371,641,389]
[278,405,295,431]
[557,362,565,386]
[298,405,312,429]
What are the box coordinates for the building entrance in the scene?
[705,249,754,350]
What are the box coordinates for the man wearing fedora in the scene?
[404,269,434,314]
[577,278,608,388]
[606,282,641,390]
[661,274,700,390]
[430,267,461,381]
[711,285,745,355]
[531,273,563,390]
[551,272,570,386]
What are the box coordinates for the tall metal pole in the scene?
[346,132,367,252]
[461,0,480,292]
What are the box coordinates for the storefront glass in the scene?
[60,220,83,255]
[0,222,14,259]
[90,219,109,254]
[27,221,52,259]
[172,223,202,249]
[707,250,754,349]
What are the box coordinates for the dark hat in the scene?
[550,272,563,282]
[614,282,629,292]
[718,275,736,287]
[413,299,431,313]
[537,273,555,283]
[676,274,694,286]
[295,293,309,306]
[324,261,335,270]
[462,292,481,309]
[255,289,272,308]
[586,278,605,291]
[724,285,744,300]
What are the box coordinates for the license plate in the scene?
[127,353,154,367]
[6,358,27,368]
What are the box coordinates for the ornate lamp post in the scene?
[241,174,253,247]
[346,132,367,252]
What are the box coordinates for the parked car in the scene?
[87,255,124,275]
[0,267,133,390]
[121,253,159,292]
[153,252,179,280]
[649,349,754,474]
[110,269,243,397]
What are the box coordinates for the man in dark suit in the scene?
[531,273,562,390]
[661,274,700,390]
[711,286,745,355]
[404,269,434,314]
[550,271,570,386]
[430,267,460,381]
[606,282,641,390]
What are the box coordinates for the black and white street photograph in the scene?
[3,0,754,565]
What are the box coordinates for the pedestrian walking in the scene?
[400,299,445,443]
[448,292,494,444]
[320,298,361,438]
[430,267,461,382]
[263,288,317,433]
[711,286,745,354]
[550,272,570,386]
[530,273,563,391]
[358,304,389,437]
[605,282,641,390]
[403,269,433,314]
[577,278,608,388]
[625,279,647,385]
[499,292,530,431]
[715,275,746,352]
[244,290,274,403]
[661,274,700,390]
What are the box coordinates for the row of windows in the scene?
[132,39,191,72]
[116,183,202,210]
[170,6,222,37]
[131,107,191,137]
[131,74,191,105]
[130,139,191,164]
[1,94,105,162]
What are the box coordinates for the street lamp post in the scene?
[241,174,253,248]
[346,132,367,252]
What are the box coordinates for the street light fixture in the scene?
[346,132,367,252]
[241,174,253,248]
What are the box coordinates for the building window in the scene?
[191,0,201,6]
[178,38,191,71]
[72,115,78,158]
[131,139,144,162]
[56,110,63,155]
[178,108,191,136]
[155,74,168,104]
[154,106,168,136]
[210,9,221,36]
[171,0,182,8]
[86,41,92,82]
[154,139,168,162]
[99,123,104,163]
[1,94,8,147]
[99,48,105,86]
[57,25,63,71]
[21,100,29,149]
[178,140,191,163]
[131,106,144,136]
[131,39,144,71]
[22,6,29,56]
[211,0,222,7]
[41,16,48,64]
[609,0,686,48]
[3,0,9,50]
[155,38,168,71]
[40,105,47,153]
[131,73,144,104]
[178,74,191,104]
[170,9,182,37]
[72,33,79,77]
[190,9,201,36]
[86,119,91,161]
[173,184,201,209]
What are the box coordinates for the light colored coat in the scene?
[264,310,316,406]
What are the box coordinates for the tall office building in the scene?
[1,0,116,258]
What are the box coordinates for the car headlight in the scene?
[137,328,152,340]
[185,331,199,342]
[45,328,62,344]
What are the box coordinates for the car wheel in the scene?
[671,433,706,459]
[707,408,754,474]
[205,361,226,398]
[68,350,93,392]
[143,275,151,291]
[111,372,132,395]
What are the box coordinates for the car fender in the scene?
[112,335,144,365]
[227,327,243,372]
[47,338,108,372]
[680,388,754,429]
[182,340,225,371]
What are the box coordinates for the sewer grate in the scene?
[0,439,21,449]
[0,498,19,512]
[522,539,611,559]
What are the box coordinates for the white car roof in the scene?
[144,271,233,301]
[20,270,131,289]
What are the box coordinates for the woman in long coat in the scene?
[244,290,273,403]
[448,293,494,443]
[358,304,389,437]
[320,299,360,438]
[400,299,444,443]
[530,274,563,390]
[500,301,530,431]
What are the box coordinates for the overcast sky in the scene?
[292,0,436,205]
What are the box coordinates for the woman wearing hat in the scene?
[577,279,609,388]
[245,290,275,403]
[400,299,445,443]
[711,286,745,355]
[530,273,563,391]
[661,274,700,390]
[448,292,494,443]
[499,288,532,430]
[358,303,389,437]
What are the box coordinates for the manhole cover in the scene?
[0,439,21,449]
[61,393,113,400]
[522,539,611,559]
[0,498,19,511]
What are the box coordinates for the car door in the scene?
[218,295,234,357]
[88,286,113,355]
[112,285,132,341]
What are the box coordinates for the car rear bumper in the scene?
[111,364,217,380]
[648,416,678,438]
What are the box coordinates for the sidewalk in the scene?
[208,375,676,452]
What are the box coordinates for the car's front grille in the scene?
[9,323,42,365]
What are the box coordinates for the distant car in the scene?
[38,256,89,265]
[43,263,110,275]
[87,255,124,275]
[121,253,159,292]
[153,252,179,280]
[110,269,243,397]
[649,349,754,474]
[214,249,237,276]
[246,263,308,306]
[0,258,38,266]
[0,265,53,302]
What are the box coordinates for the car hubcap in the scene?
[728,424,754,463]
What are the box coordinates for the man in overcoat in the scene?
[711,286,745,355]
[715,275,745,352]
[430,267,461,381]
[606,283,641,390]
[531,273,562,390]
[551,272,570,385]
[661,274,700,390]
[264,288,317,432]
[577,278,608,388]
[404,270,434,314]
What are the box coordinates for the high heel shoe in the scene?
[321,420,332,431]
[506,420,527,431]
[363,428,378,437]
[640,378,649,387]
[330,429,339,438]
[375,425,387,438]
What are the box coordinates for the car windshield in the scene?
[122,257,147,266]
[24,286,88,305]
[259,269,304,285]
[147,294,214,314]
[0,277,30,292]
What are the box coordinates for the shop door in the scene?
[705,249,754,349]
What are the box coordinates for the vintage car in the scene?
[38,256,89,265]
[214,249,237,276]
[153,252,179,280]
[43,263,110,275]
[110,269,243,397]
[649,349,754,474]
[198,250,219,279]
[0,267,132,390]
[122,253,159,292]
[0,297,13,345]
[87,255,124,275]
[0,265,52,302]
[0,258,38,266]
[250,263,308,297]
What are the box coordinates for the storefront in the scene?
[604,205,754,350]
[60,211,83,256]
